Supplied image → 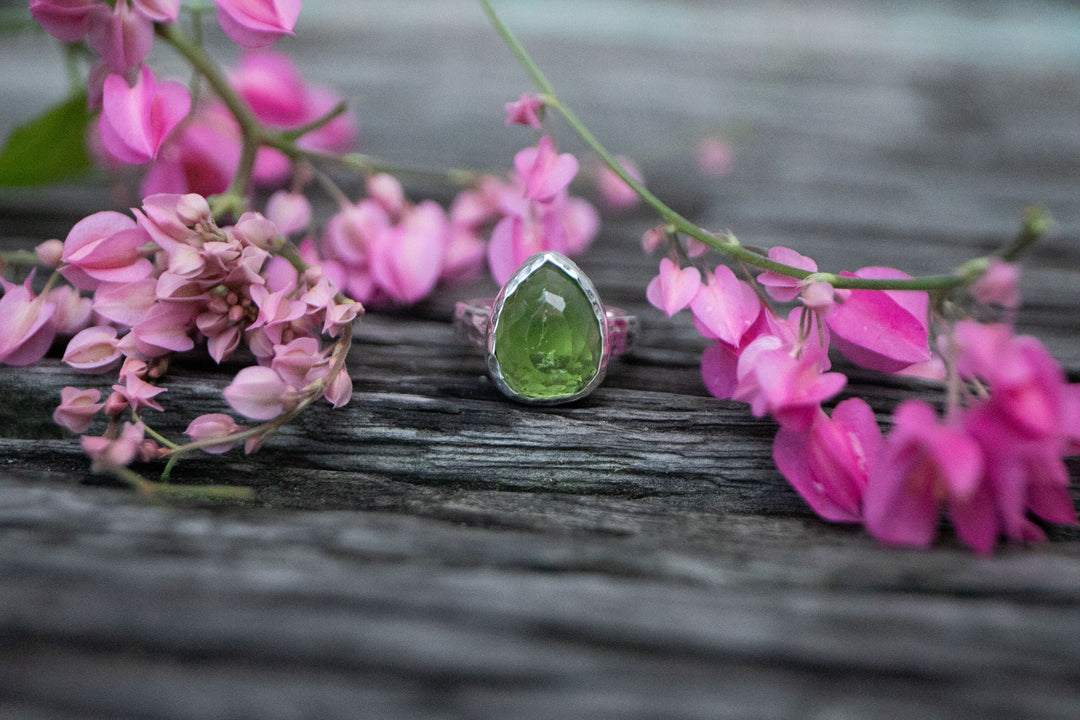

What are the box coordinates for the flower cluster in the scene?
[36,191,360,472]
[647,238,1079,552]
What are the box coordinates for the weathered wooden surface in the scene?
[2,1,1080,718]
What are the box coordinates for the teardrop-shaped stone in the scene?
[492,257,604,401]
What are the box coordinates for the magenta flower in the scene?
[223,365,295,420]
[184,413,247,454]
[646,258,701,317]
[971,258,1020,309]
[515,136,579,203]
[369,201,447,305]
[825,266,931,373]
[86,0,154,73]
[53,387,105,434]
[773,398,882,523]
[60,210,153,290]
[99,66,191,166]
[213,0,301,49]
[29,0,104,42]
[756,246,817,303]
[0,274,57,367]
[63,325,123,373]
[732,334,847,431]
[689,265,761,347]
[504,93,544,129]
[863,400,986,550]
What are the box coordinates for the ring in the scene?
[454,252,638,404]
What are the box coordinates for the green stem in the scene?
[477,0,1048,292]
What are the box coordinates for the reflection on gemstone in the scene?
[492,255,604,402]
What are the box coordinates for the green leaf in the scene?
[0,92,93,187]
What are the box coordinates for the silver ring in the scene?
[454,252,637,404]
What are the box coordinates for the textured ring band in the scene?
[454,252,638,404]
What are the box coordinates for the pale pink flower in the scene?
[99,66,191,166]
[773,398,882,523]
[689,265,761,347]
[0,275,57,367]
[87,0,154,73]
[798,281,835,315]
[486,213,547,285]
[323,367,352,408]
[30,0,105,42]
[756,247,817,303]
[594,155,643,210]
[646,258,701,317]
[825,267,931,373]
[213,0,301,48]
[63,325,123,373]
[81,421,146,472]
[265,191,312,236]
[369,201,447,305]
[514,136,579,203]
[972,258,1020,309]
[129,302,197,358]
[641,226,665,254]
[60,210,153,290]
[504,93,544,129]
[47,285,94,335]
[366,174,406,218]
[53,387,105,434]
[112,369,166,413]
[35,239,65,268]
[223,365,295,420]
[184,413,247,454]
[270,336,324,389]
[697,137,733,178]
[440,226,487,284]
[92,278,157,327]
[863,401,985,550]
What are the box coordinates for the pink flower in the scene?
[594,155,643,210]
[646,258,701,317]
[697,137,733,178]
[366,174,406,218]
[81,421,146,472]
[732,334,847,431]
[53,387,105,434]
[30,0,105,42]
[322,367,352,408]
[112,369,166,413]
[863,401,986,550]
[369,201,447,305]
[756,247,817,303]
[60,211,153,291]
[87,0,154,73]
[270,336,324,389]
[0,274,57,367]
[35,239,66,268]
[773,398,882,523]
[971,258,1020,309]
[213,0,301,48]
[184,413,247,454]
[223,365,295,420]
[132,0,179,23]
[486,213,547,285]
[99,66,191,166]
[689,265,761,347]
[140,103,240,197]
[825,267,931,373]
[265,191,312,236]
[514,136,579,203]
[63,325,123,373]
[641,226,665,254]
[47,285,94,335]
[504,93,544,129]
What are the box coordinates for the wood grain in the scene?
[2,2,1079,718]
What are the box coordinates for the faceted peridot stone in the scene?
[492,260,603,401]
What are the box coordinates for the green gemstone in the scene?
[492,258,604,401]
